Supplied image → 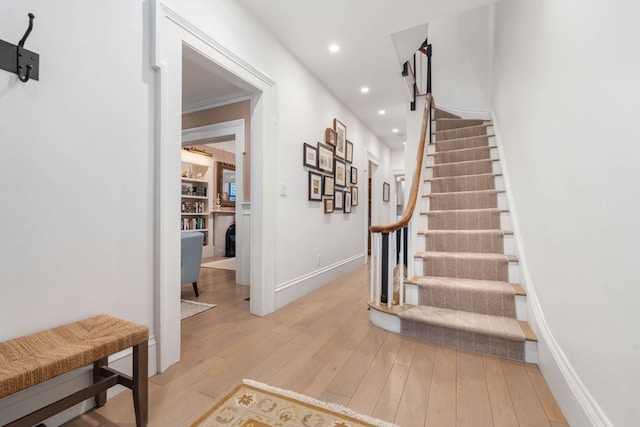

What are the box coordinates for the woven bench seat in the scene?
[0,314,149,427]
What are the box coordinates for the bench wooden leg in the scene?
[132,341,148,427]
[93,357,109,408]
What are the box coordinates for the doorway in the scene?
[154,5,278,372]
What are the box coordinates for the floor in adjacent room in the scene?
[63,262,568,427]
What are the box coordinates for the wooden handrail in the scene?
[370,93,433,234]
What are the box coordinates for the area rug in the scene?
[191,379,399,427]
[201,257,236,271]
[181,299,216,320]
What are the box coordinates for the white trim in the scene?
[490,111,612,427]
[152,0,277,372]
[182,93,252,114]
[434,103,492,120]
[274,254,365,309]
[182,120,246,155]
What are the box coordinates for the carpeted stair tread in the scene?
[416,251,517,281]
[407,276,525,297]
[416,251,517,262]
[430,146,493,164]
[430,158,495,178]
[398,305,525,360]
[420,230,509,254]
[433,109,461,120]
[425,189,503,211]
[434,135,494,152]
[434,124,492,142]
[434,118,487,131]
[414,276,517,318]
[426,173,501,193]
[421,208,508,230]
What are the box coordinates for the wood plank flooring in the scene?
[63,262,568,427]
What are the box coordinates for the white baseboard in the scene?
[0,337,157,426]
[274,254,365,310]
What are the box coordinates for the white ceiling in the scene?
[182,0,495,149]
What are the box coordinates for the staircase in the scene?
[369,107,537,362]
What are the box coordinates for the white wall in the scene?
[162,0,391,307]
[491,1,640,426]
[429,4,494,113]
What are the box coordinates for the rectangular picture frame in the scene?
[351,185,358,206]
[350,166,358,184]
[324,198,334,213]
[303,143,317,169]
[309,171,323,201]
[323,175,335,197]
[346,140,353,163]
[317,142,334,174]
[344,190,352,214]
[325,128,337,147]
[383,181,390,202]
[334,189,344,211]
[333,118,347,160]
[334,158,347,187]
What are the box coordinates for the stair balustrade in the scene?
[369,93,433,308]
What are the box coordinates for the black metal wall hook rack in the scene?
[0,13,40,82]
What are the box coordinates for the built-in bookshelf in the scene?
[181,150,214,258]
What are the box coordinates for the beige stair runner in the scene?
[398,109,527,361]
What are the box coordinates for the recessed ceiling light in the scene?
[392,128,399,133]
[329,44,340,53]
[403,142,407,145]
[378,109,386,115]
[360,87,370,93]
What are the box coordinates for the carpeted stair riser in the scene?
[428,190,498,210]
[416,277,516,318]
[432,159,493,178]
[435,135,490,152]
[426,209,502,230]
[435,125,490,142]
[430,173,496,193]
[433,109,461,120]
[399,307,524,360]
[433,146,491,164]
[421,252,509,281]
[424,230,505,254]
[435,119,485,131]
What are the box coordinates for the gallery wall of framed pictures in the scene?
[302,117,359,215]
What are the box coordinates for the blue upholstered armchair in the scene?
[181,232,204,297]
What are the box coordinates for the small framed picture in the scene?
[303,143,317,168]
[350,166,358,184]
[309,171,323,201]
[317,142,334,174]
[323,176,335,197]
[346,140,353,163]
[325,128,337,147]
[324,198,334,213]
[344,190,352,214]
[351,186,358,206]
[335,158,347,187]
[383,182,390,202]
[333,118,347,160]
[334,189,344,211]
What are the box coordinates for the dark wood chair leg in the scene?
[132,341,148,427]
[192,281,199,297]
[93,357,108,408]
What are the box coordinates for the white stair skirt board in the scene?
[369,307,401,333]
[516,295,528,321]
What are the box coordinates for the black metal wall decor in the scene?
[0,13,40,82]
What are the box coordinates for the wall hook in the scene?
[0,12,40,82]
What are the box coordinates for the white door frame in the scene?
[365,152,381,262]
[182,120,250,286]
[152,1,277,372]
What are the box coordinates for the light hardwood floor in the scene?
[63,262,568,427]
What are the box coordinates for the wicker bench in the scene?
[0,314,149,427]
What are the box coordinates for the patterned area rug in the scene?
[192,380,398,427]
[201,257,236,271]
[181,300,216,320]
